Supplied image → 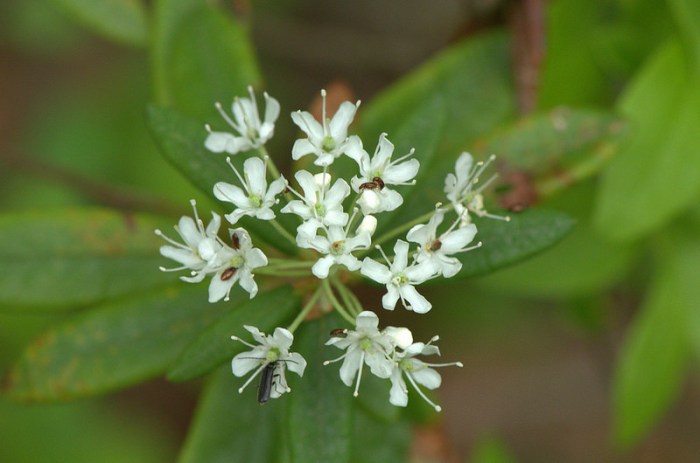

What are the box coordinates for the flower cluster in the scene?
[157,87,506,410]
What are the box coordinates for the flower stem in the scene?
[322,279,356,325]
[287,285,323,333]
[267,258,313,269]
[269,218,298,247]
[332,279,363,316]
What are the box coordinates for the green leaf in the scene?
[594,39,700,241]
[359,31,515,155]
[146,105,297,254]
[613,243,694,446]
[168,286,301,382]
[287,314,353,463]
[3,285,232,401]
[179,366,284,463]
[475,108,624,198]
[668,0,700,70]
[151,1,260,120]
[0,209,173,311]
[476,221,635,297]
[444,208,575,280]
[50,0,147,46]
[349,407,410,463]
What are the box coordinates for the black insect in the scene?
[359,176,385,191]
[257,361,283,404]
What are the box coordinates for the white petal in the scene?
[213,182,249,208]
[358,190,381,214]
[312,256,334,279]
[286,352,307,376]
[205,212,222,237]
[208,274,235,302]
[384,326,413,349]
[323,210,349,227]
[372,135,394,169]
[345,139,368,165]
[383,159,419,184]
[245,325,267,344]
[272,327,294,351]
[389,369,408,407]
[291,110,323,141]
[205,132,237,153]
[361,258,392,284]
[440,223,477,253]
[177,216,201,249]
[336,254,361,272]
[245,247,268,269]
[339,348,362,387]
[231,353,261,377]
[399,284,432,313]
[294,170,317,202]
[404,261,437,283]
[381,286,400,310]
[355,311,379,330]
[291,138,317,160]
[325,179,351,207]
[366,352,394,378]
[437,256,462,278]
[328,101,358,141]
[263,93,280,125]
[266,176,287,200]
[243,157,267,194]
[391,240,409,272]
[411,367,442,390]
[238,270,258,298]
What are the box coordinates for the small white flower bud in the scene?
[313,172,331,188]
[383,326,413,350]
[357,215,377,236]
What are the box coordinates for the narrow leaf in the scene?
[151,1,260,120]
[179,366,284,463]
[168,286,300,382]
[595,39,700,241]
[3,285,232,401]
[0,209,172,311]
[613,243,692,446]
[288,314,353,463]
[50,0,147,46]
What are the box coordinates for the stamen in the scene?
[158,265,189,272]
[154,229,189,250]
[353,351,366,397]
[238,363,268,394]
[320,89,328,134]
[405,372,441,412]
[323,351,349,365]
[345,208,359,235]
[424,361,463,368]
[215,101,238,130]
[390,147,416,166]
[225,157,249,193]
[189,199,206,235]
[247,85,261,127]
[375,245,392,266]
[230,335,258,349]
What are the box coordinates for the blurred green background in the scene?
[1,0,700,462]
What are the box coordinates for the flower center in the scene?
[321,135,336,152]
[428,239,442,252]
[359,337,374,352]
[314,202,327,217]
[399,358,414,371]
[330,240,345,255]
[266,348,280,362]
[249,194,262,208]
[229,254,245,268]
[391,273,408,287]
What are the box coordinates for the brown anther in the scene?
[221,267,237,281]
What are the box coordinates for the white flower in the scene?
[156,199,224,280]
[281,170,350,245]
[205,86,280,155]
[231,325,306,402]
[406,208,480,278]
[361,240,434,313]
[389,336,462,411]
[347,133,419,214]
[213,156,286,224]
[444,152,508,224]
[291,89,362,166]
[207,228,268,301]
[305,222,371,279]
[324,311,396,396]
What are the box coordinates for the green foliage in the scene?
[594,39,700,241]
[4,285,230,401]
[49,0,147,46]
[0,209,172,311]
[469,436,516,463]
[612,238,699,446]
[288,314,353,463]
[179,366,284,463]
[151,0,260,120]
